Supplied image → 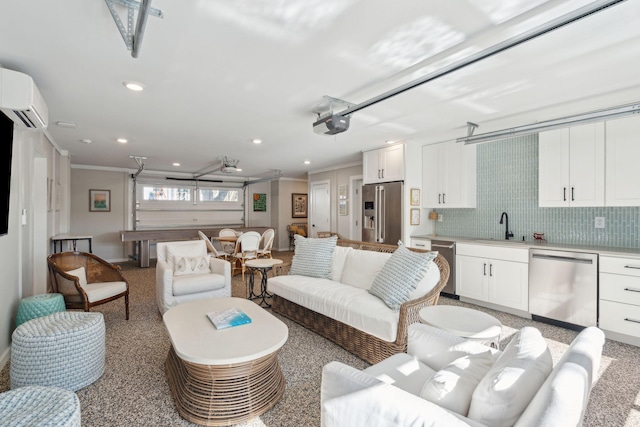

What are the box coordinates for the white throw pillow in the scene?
[467,327,553,427]
[173,256,210,276]
[340,250,391,289]
[65,266,88,286]
[421,351,494,416]
[167,242,207,268]
[408,255,440,300]
[330,245,353,282]
[289,235,338,279]
[368,242,437,310]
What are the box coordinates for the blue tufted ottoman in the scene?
[0,386,81,427]
[10,311,105,391]
[15,293,66,326]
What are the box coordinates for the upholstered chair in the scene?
[155,240,231,314]
[47,252,129,319]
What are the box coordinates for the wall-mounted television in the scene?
[0,111,14,236]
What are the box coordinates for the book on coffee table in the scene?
[207,308,252,329]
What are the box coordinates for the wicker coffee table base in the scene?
[166,347,285,426]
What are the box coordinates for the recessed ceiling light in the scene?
[81,139,93,144]
[386,140,398,144]
[236,168,243,172]
[304,160,311,165]
[56,121,77,129]
[252,139,262,144]
[123,81,144,91]
[117,138,128,143]
[173,162,180,166]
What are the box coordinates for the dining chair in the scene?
[198,231,229,261]
[257,229,275,258]
[232,231,261,280]
[218,228,237,254]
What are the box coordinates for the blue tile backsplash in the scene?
[433,134,640,248]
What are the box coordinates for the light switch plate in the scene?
[595,217,605,229]
[438,214,443,222]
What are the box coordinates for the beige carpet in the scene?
[1,251,640,426]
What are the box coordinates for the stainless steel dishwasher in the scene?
[529,249,598,328]
[431,240,457,299]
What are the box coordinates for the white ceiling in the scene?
[1,0,639,179]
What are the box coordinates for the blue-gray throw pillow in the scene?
[289,234,338,279]
[368,241,437,310]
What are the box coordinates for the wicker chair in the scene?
[257,229,275,258]
[198,231,230,261]
[47,252,130,320]
[232,231,261,280]
[271,239,450,364]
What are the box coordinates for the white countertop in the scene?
[163,297,288,365]
[411,234,640,258]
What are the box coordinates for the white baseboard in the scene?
[0,346,10,372]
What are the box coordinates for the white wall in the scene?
[275,178,308,250]
[245,181,271,227]
[1,126,69,370]
[70,168,129,262]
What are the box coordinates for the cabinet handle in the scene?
[571,187,575,201]
[483,263,487,276]
[415,243,426,247]
[443,193,446,204]
[624,287,640,293]
[489,264,493,277]
[378,169,381,179]
[438,194,442,204]
[624,265,640,270]
[563,187,566,201]
[624,318,640,324]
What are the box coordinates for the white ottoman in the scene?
[0,386,81,427]
[10,311,105,391]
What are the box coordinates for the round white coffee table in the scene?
[419,305,502,348]
[163,297,288,426]
[245,258,283,307]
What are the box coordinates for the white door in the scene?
[362,150,381,184]
[539,128,570,207]
[350,178,363,240]
[569,123,605,207]
[310,181,330,238]
[488,259,529,311]
[606,116,640,206]
[422,144,441,207]
[456,255,488,301]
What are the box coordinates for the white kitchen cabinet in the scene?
[605,116,640,206]
[599,255,640,341]
[538,123,604,207]
[363,144,404,184]
[422,142,476,208]
[410,238,431,250]
[456,243,528,311]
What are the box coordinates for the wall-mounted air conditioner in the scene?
[0,68,49,129]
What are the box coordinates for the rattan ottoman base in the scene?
[166,346,285,426]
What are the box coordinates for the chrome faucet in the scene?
[499,212,514,240]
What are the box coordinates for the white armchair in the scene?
[155,240,231,314]
[321,323,604,427]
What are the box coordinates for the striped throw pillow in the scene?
[289,235,338,278]
[368,241,437,310]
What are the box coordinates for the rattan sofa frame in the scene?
[47,251,130,320]
[272,239,450,364]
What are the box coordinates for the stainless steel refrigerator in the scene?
[362,181,403,244]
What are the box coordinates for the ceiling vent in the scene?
[0,68,49,129]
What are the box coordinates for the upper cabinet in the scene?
[539,123,605,207]
[606,116,640,206]
[363,144,405,184]
[422,141,476,208]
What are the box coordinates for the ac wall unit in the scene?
[0,68,49,129]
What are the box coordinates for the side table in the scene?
[245,259,283,307]
[419,305,502,349]
[16,293,66,327]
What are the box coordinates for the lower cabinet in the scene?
[599,255,640,339]
[456,244,529,311]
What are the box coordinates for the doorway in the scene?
[349,176,363,240]
[310,180,330,238]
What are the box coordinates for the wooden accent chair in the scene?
[47,251,130,320]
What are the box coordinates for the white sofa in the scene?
[156,240,231,314]
[321,323,605,427]
[268,240,449,364]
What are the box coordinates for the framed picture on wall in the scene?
[410,188,420,206]
[292,193,308,218]
[89,189,111,212]
[410,208,420,225]
[253,193,267,211]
